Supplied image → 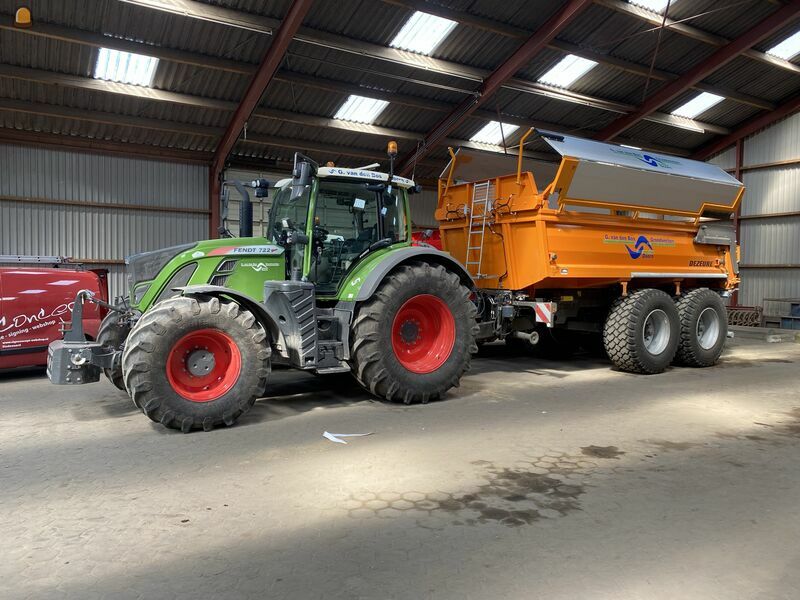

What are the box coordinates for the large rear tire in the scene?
[350,262,477,404]
[97,304,130,391]
[122,295,270,432]
[603,289,679,374]
[673,288,727,367]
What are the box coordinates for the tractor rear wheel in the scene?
[603,288,679,374]
[350,262,477,404]
[121,295,270,432]
[673,288,727,367]
[97,303,130,391]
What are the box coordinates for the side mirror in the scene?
[290,161,314,200]
[255,187,269,198]
[408,184,423,195]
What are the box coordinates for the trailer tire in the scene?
[350,261,478,404]
[603,289,679,374]
[673,288,727,367]
[98,304,130,391]
[121,295,270,432]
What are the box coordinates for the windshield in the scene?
[311,180,407,294]
[268,184,310,242]
[268,183,311,277]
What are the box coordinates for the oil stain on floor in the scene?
[581,445,625,459]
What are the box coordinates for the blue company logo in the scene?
[626,235,653,259]
[639,154,659,167]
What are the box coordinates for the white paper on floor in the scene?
[323,431,374,444]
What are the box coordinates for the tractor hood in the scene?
[126,242,196,291]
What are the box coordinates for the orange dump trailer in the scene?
[437,130,745,374]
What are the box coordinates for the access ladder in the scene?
[464,181,491,279]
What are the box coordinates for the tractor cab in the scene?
[268,149,420,297]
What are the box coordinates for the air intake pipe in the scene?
[231,180,253,238]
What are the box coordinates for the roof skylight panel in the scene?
[538,55,598,88]
[334,95,390,124]
[470,121,519,145]
[671,92,725,119]
[766,30,800,60]
[629,0,672,13]
[390,11,457,55]
[94,48,158,86]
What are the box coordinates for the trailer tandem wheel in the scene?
[350,261,478,404]
[603,289,679,374]
[121,295,270,432]
[673,288,727,367]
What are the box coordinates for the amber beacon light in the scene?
[14,6,32,28]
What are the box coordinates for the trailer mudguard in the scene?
[352,247,475,302]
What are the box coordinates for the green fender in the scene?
[338,247,475,302]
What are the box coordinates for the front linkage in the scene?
[48,290,132,385]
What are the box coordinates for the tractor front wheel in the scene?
[121,295,270,432]
[350,262,477,404]
[97,303,130,391]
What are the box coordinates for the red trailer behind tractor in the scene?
[0,256,108,370]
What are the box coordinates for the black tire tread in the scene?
[603,289,677,374]
[673,288,727,367]
[121,295,269,430]
[350,262,478,405]
[97,304,130,391]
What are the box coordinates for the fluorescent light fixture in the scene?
[671,92,725,119]
[390,11,457,55]
[334,95,389,124]
[629,0,671,13]
[766,30,800,60]
[470,121,519,145]
[94,47,158,86]
[538,54,598,88]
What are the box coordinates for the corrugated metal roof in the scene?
[0,0,795,165]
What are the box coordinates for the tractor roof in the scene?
[275,167,416,190]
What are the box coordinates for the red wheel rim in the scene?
[166,328,241,402]
[391,294,456,374]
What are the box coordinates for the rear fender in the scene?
[349,247,475,302]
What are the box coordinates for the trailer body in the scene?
[437,130,744,372]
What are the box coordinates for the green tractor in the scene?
[48,147,478,432]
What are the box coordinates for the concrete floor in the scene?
[1,337,799,600]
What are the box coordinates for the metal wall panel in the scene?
[740,216,800,264]
[0,144,208,298]
[0,144,207,208]
[732,113,800,315]
[743,112,800,166]
[739,268,800,313]
[706,146,736,171]
[741,167,800,216]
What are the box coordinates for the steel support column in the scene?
[394,0,592,176]
[595,1,800,141]
[208,0,313,237]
